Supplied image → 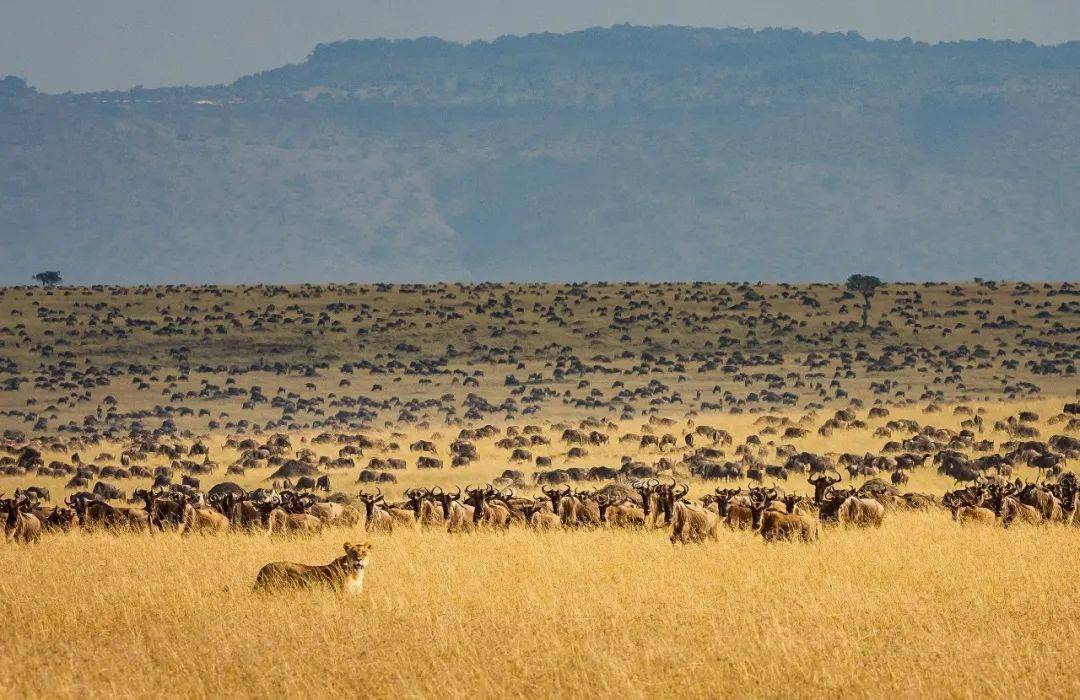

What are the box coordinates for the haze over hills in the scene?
[2,25,1078,285]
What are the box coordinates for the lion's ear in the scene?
[343,542,355,553]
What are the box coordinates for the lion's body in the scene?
[254,542,371,594]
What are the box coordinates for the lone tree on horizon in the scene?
[846,274,884,328]
[33,271,62,286]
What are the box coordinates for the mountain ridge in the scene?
[2,25,1078,284]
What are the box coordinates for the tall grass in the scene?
[3,511,1080,699]
[2,397,1076,697]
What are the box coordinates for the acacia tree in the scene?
[32,271,62,286]
[846,274,884,328]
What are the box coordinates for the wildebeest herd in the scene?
[4,443,1077,546]
[0,282,1078,546]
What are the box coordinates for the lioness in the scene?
[254,542,372,594]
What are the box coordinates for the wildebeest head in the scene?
[594,494,620,523]
[357,488,385,520]
[541,485,568,513]
[463,484,496,522]
[46,507,77,531]
[403,488,429,516]
[653,478,687,524]
[429,485,460,519]
[713,487,743,516]
[780,493,807,515]
[632,479,659,517]
[747,489,772,529]
[520,498,549,521]
[818,486,857,521]
[63,492,98,523]
[12,488,40,512]
[807,469,842,504]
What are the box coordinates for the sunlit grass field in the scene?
[0,281,1077,697]
[3,511,1080,699]
[2,399,1079,698]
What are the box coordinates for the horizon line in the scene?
[6,23,1079,97]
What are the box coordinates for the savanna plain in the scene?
[1,281,1079,699]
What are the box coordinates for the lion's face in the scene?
[343,541,373,569]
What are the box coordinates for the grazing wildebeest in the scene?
[92,481,125,501]
[1,494,42,543]
[417,456,443,469]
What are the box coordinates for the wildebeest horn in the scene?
[431,485,443,495]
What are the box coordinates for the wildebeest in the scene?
[268,508,324,535]
[668,501,720,543]
[837,495,886,527]
[92,481,125,501]
[357,489,394,533]
[66,493,148,531]
[417,456,443,469]
[1,494,42,543]
[748,492,819,542]
[522,499,562,530]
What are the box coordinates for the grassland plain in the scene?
[2,399,1079,699]
[0,282,1078,698]
[4,511,1080,699]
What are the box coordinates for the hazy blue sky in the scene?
[3,0,1079,92]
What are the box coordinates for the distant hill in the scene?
[2,26,1079,284]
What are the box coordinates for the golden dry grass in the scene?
[3,511,1080,699]
[1,282,1078,698]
